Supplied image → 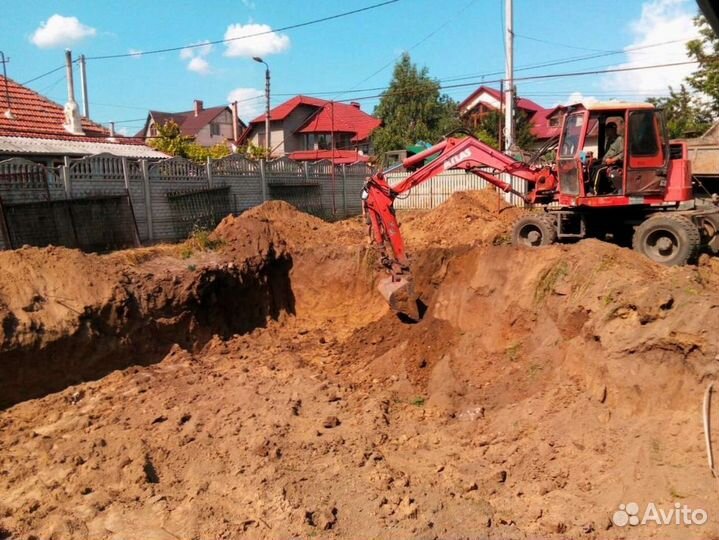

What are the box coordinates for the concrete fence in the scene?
[0,154,373,251]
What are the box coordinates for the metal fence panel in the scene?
[0,195,138,252]
[211,155,263,213]
[167,186,232,239]
[149,157,209,242]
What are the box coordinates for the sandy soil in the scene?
[2,190,719,539]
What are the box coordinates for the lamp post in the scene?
[253,56,271,155]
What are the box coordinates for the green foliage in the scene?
[372,53,461,164]
[471,109,537,151]
[179,226,225,259]
[410,396,426,407]
[686,16,719,117]
[148,120,231,161]
[238,142,272,161]
[148,120,194,157]
[647,85,712,138]
[646,16,718,138]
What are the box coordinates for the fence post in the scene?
[341,164,348,218]
[206,156,213,188]
[259,159,268,202]
[62,156,71,198]
[121,157,130,190]
[141,159,154,242]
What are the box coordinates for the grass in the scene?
[410,396,426,407]
[505,342,522,362]
[179,226,226,260]
[534,260,569,304]
[527,363,543,379]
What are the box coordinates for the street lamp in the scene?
[253,56,271,155]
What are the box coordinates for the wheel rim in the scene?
[644,228,680,262]
[518,223,544,247]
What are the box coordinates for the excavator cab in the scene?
[556,104,673,207]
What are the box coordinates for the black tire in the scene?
[698,213,719,254]
[511,213,557,248]
[632,214,700,266]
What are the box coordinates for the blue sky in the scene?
[1,0,702,135]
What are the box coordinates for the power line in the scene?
[84,0,401,61]
[334,0,478,99]
[514,32,620,53]
[20,64,65,85]
[327,59,699,103]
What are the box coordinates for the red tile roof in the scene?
[0,75,146,145]
[246,95,380,142]
[459,85,543,115]
[288,149,370,164]
[250,95,327,123]
[296,102,381,142]
[530,106,563,140]
[142,105,240,138]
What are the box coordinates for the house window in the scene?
[210,122,220,136]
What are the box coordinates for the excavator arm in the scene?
[362,135,557,320]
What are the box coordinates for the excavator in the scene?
[362,101,719,320]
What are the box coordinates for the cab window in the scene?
[629,111,659,156]
[560,113,584,158]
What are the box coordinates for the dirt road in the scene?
[1,191,718,539]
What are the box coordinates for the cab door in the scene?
[557,110,588,198]
[625,109,666,196]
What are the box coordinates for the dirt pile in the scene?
[0,217,292,408]
[399,189,526,249]
[2,195,719,539]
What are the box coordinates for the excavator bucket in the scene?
[377,276,420,321]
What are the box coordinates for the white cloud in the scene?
[241,0,256,8]
[224,23,290,58]
[566,92,598,105]
[601,0,699,97]
[188,57,210,75]
[227,87,265,120]
[30,14,97,48]
[128,48,143,58]
[179,40,213,75]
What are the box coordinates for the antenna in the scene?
[0,51,14,120]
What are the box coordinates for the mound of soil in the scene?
[400,189,526,249]
[3,195,719,539]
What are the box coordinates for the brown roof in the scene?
[140,105,245,138]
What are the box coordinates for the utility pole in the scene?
[503,0,514,153]
[79,54,89,119]
[253,56,271,156]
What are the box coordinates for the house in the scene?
[0,75,166,165]
[239,95,381,163]
[137,100,246,147]
[458,86,563,145]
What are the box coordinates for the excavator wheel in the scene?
[511,213,557,248]
[698,212,719,255]
[632,214,700,266]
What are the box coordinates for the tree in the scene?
[686,16,719,117]
[471,109,536,151]
[647,85,712,138]
[372,53,461,163]
[148,120,231,161]
[147,120,194,157]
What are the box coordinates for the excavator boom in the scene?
[363,135,557,320]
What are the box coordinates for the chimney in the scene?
[350,101,361,109]
[63,49,84,135]
[193,99,203,117]
[231,101,239,142]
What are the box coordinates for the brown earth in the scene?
[2,190,719,539]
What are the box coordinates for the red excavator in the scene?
[363,101,719,320]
